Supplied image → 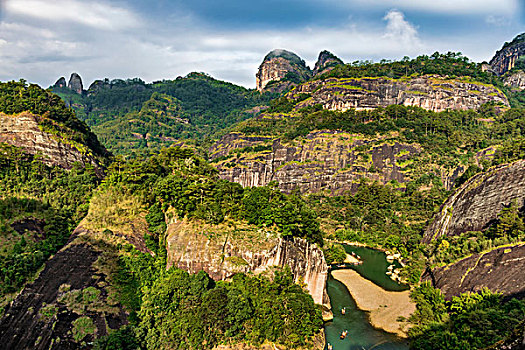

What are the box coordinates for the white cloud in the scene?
[383,10,421,49]
[4,0,140,30]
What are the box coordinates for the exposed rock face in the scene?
[489,33,525,76]
[423,160,525,243]
[256,49,312,92]
[54,77,67,88]
[291,75,509,112]
[68,72,83,94]
[166,220,328,305]
[313,50,343,76]
[210,130,421,194]
[0,231,129,349]
[0,112,105,175]
[504,70,525,90]
[423,243,525,299]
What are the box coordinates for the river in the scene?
[324,245,410,350]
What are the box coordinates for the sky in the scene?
[0,0,523,89]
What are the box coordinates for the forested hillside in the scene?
[51,73,273,156]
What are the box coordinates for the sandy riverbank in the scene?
[344,253,360,264]
[331,269,415,337]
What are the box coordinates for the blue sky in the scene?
[0,0,523,88]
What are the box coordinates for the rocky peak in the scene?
[256,49,312,92]
[67,72,83,94]
[489,32,525,76]
[313,50,343,76]
[53,77,67,88]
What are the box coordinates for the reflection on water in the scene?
[324,245,410,350]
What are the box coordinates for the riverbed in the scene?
[324,245,411,350]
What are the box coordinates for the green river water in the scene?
[323,245,410,350]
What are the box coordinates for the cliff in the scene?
[166,219,328,305]
[290,75,509,112]
[313,50,343,76]
[68,73,84,94]
[256,49,312,92]
[504,70,525,90]
[423,160,525,243]
[210,130,424,194]
[423,243,525,299]
[0,228,130,349]
[0,112,106,175]
[489,33,525,76]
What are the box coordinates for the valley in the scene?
[0,28,524,350]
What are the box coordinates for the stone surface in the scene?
[489,33,525,76]
[504,70,525,90]
[0,112,105,175]
[68,72,83,94]
[423,160,525,243]
[0,231,129,349]
[53,77,67,88]
[166,219,328,305]
[291,75,509,112]
[256,49,312,92]
[423,243,525,299]
[313,50,343,76]
[210,130,421,194]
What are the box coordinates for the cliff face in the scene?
[210,130,422,194]
[166,220,327,305]
[423,160,525,243]
[68,73,84,94]
[423,243,525,299]
[0,112,105,175]
[504,70,525,90]
[54,77,67,88]
[256,49,312,92]
[291,75,509,112]
[0,229,129,349]
[489,33,525,76]
[313,50,343,76]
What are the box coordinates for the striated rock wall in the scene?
[423,243,525,299]
[291,75,509,112]
[489,34,525,76]
[256,49,311,91]
[0,112,104,175]
[423,160,525,243]
[210,131,420,194]
[166,220,328,305]
[504,70,525,90]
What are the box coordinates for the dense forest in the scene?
[51,73,274,156]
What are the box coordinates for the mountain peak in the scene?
[256,49,312,92]
[313,50,343,76]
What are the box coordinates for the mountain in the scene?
[51,72,271,156]
[1,34,525,350]
[255,49,312,92]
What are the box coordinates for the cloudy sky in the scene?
[0,0,523,89]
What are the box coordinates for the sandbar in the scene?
[331,269,415,337]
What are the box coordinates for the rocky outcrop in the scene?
[68,73,83,94]
[166,220,328,305]
[0,112,105,175]
[290,75,509,112]
[210,130,421,194]
[504,70,525,90]
[423,160,525,243]
[0,231,129,349]
[313,50,343,76]
[423,243,525,299]
[53,77,67,88]
[256,49,312,92]
[489,33,525,76]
